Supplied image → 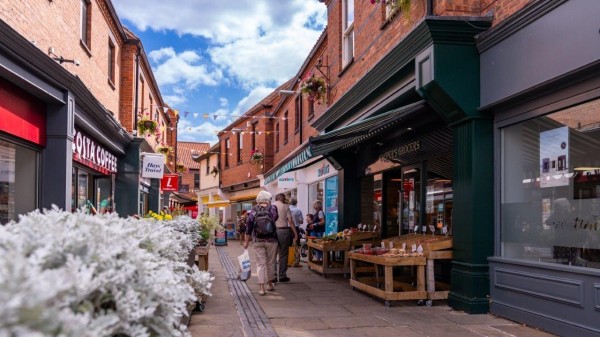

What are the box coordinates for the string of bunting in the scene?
[142,104,291,121]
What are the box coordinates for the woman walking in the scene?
[244,191,278,295]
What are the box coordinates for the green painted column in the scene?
[115,138,143,217]
[447,117,494,314]
[415,22,494,313]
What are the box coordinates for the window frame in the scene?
[224,138,230,168]
[237,132,243,164]
[295,96,302,134]
[205,157,210,176]
[284,111,289,145]
[275,122,280,153]
[342,0,355,68]
[80,0,92,49]
[193,172,200,189]
[107,39,115,86]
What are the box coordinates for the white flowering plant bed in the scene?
[0,207,213,337]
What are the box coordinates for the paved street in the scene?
[189,241,557,337]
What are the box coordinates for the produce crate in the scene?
[307,239,351,277]
[195,244,210,271]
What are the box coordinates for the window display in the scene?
[0,139,38,225]
[501,99,600,269]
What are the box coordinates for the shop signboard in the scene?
[324,175,338,235]
[73,127,117,174]
[278,173,295,188]
[160,174,179,191]
[141,154,165,178]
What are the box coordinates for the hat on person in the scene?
[256,190,272,203]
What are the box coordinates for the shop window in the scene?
[342,0,354,68]
[95,176,112,214]
[0,139,38,225]
[308,181,324,214]
[501,99,600,269]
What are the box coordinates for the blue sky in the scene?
[113,0,327,146]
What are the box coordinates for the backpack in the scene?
[293,208,303,226]
[253,205,275,238]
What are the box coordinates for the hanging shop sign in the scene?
[141,154,165,178]
[161,174,179,191]
[73,127,117,174]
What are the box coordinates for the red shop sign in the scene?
[161,174,179,191]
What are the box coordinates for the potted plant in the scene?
[156,145,174,157]
[176,163,187,174]
[371,0,411,16]
[210,165,219,178]
[300,74,328,105]
[250,149,264,164]
[137,118,158,135]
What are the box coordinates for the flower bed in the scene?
[0,207,213,337]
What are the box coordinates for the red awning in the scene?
[183,205,198,211]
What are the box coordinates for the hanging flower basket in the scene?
[371,0,411,17]
[137,119,158,135]
[156,145,174,157]
[210,165,219,178]
[176,163,187,174]
[249,149,264,164]
[300,74,327,105]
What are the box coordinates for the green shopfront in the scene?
[479,1,600,336]
[311,17,494,314]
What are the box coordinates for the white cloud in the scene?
[163,94,186,106]
[233,86,277,116]
[148,47,222,88]
[176,119,221,145]
[219,97,228,107]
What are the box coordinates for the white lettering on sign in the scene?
[380,141,420,162]
[73,128,117,173]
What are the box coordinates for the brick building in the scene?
[169,141,209,217]
[0,0,176,220]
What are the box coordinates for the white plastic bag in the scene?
[238,249,251,282]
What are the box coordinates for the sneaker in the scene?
[279,276,290,282]
[258,290,266,296]
[266,284,274,291]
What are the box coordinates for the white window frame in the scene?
[342,0,354,67]
[80,0,90,46]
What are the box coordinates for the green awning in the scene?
[263,146,313,185]
[309,100,425,156]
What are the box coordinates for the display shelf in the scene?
[307,239,351,277]
[348,251,427,306]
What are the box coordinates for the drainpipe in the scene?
[134,47,141,135]
[427,0,433,16]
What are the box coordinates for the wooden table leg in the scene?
[426,259,435,294]
[322,249,328,276]
[350,258,356,281]
[417,265,425,292]
[384,265,393,292]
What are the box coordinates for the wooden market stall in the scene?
[307,231,379,277]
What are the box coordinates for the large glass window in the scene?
[501,99,600,269]
[0,139,38,225]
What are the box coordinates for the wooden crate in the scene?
[307,239,351,276]
[344,231,379,244]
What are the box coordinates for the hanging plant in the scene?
[176,163,187,174]
[156,145,174,157]
[300,74,327,105]
[210,165,219,178]
[137,118,158,135]
[249,149,264,164]
[371,0,411,17]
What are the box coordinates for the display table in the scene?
[348,252,427,307]
[382,234,453,304]
[307,239,351,277]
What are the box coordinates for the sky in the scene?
[112,0,327,146]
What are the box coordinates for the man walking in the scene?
[289,198,304,267]
[272,193,298,282]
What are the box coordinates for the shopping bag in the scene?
[287,244,296,266]
[238,249,251,282]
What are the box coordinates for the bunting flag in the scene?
[193,113,199,119]
[203,113,209,119]
[213,115,218,121]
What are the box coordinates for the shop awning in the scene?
[263,145,313,184]
[309,100,426,156]
[204,201,230,208]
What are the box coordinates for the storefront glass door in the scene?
[425,174,453,235]
[401,166,422,234]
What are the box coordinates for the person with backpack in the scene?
[289,198,304,267]
[272,193,298,283]
[244,191,278,295]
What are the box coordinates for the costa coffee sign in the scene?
[73,128,117,174]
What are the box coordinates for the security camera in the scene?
[74,60,80,66]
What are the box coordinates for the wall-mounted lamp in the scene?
[48,47,80,66]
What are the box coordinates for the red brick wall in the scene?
[0,0,123,115]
